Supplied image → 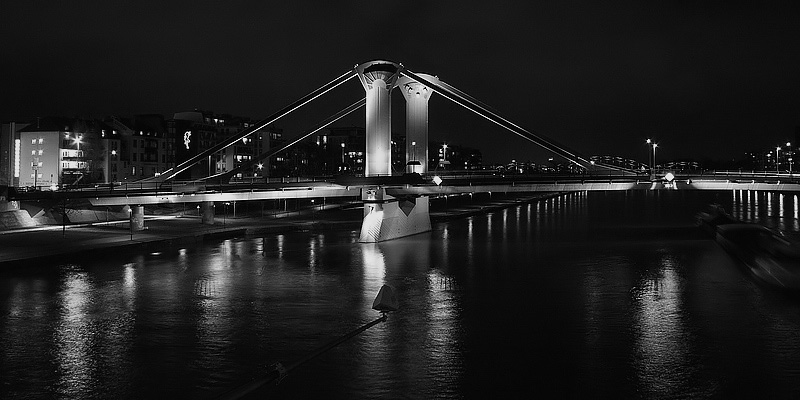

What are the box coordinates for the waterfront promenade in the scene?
[0,193,556,266]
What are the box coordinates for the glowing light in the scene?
[184,131,192,149]
[14,139,20,178]
[432,176,442,185]
[664,172,675,182]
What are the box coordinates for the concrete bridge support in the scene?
[200,201,215,225]
[359,187,432,242]
[398,74,436,174]
[129,205,145,231]
[356,61,401,177]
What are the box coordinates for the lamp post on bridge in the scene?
[776,146,782,174]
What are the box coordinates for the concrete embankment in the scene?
[0,192,564,267]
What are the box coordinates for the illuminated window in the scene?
[32,150,36,155]
[39,138,43,144]
[38,162,43,167]
[31,139,36,145]
[38,150,43,155]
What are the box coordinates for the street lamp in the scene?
[777,146,782,173]
[646,138,652,175]
[340,142,345,163]
[787,142,793,174]
[652,143,658,179]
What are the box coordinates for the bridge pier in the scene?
[200,201,215,225]
[359,187,431,243]
[129,205,145,231]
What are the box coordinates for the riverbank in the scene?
[0,192,562,267]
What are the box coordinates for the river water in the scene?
[2,190,800,399]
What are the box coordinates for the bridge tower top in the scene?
[355,61,403,92]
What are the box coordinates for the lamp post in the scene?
[340,142,345,163]
[646,138,652,175]
[776,146,782,173]
[787,142,793,175]
[652,143,658,180]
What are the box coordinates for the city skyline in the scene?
[2,2,800,164]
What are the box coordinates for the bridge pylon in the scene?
[397,73,436,174]
[356,61,402,177]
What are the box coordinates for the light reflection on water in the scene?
[2,191,800,399]
[730,189,800,232]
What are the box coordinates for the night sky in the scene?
[2,1,800,164]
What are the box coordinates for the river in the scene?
[2,190,800,399]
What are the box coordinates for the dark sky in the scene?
[2,1,800,164]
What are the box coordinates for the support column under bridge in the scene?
[359,187,431,243]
